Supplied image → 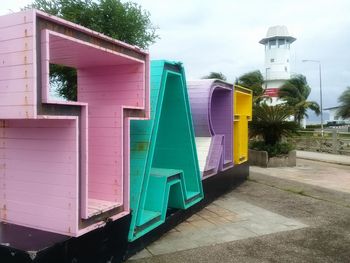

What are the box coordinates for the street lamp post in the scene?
[302,60,324,136]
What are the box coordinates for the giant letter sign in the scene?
[188,80,234,179]
[0,10,150,236]
[129,61,203,241]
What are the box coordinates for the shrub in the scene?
[249,103,299,145]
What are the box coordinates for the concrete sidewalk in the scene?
[128,163,350,263]
[128,156,350,263]
[129,197,306,260]
[250,159,350,194]
[297,150,350,166]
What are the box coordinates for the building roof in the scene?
[324,106,340,110]
[259,25,296,44]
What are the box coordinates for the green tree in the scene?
[278,74,320,125]
[202,72,227,81]
[236,70,265,105]
[27,0,158,101]
[49,65,78,101]
[249,103,298,146]
[336,87,350,119]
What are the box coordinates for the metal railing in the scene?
[287,130,350,155]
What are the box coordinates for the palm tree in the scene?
[278,74,320,125]
[202,72,227,81]
[336,87,350,119]
[250,103,298,145]
[236,70,265,105]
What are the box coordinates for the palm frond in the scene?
[278,74,319,125]
[336,87,350,119]
[250,103,298,145]
[306,101,321,115]
[236,71,264,102]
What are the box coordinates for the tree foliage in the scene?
[29,0,158,48]
[336,86,350,119]
[236,70,265,105]
[249,103,298,146]
[27,0,158,101]
[50,65,78,101]
[278,74,320,125]
[202,72,227,81]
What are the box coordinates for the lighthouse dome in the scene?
[259,25,296,44]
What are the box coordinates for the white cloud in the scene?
[0,0,32,15]
[1,0,350,108]
[135,0,350,107]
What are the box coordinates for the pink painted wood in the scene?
[0,9,150,236]
[0,10,36,119]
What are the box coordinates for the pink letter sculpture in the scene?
[0,10,150,236]
[188,79,233,179]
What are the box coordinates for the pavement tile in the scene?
[184,229,212,240]
[130,197,307,260]
[188,219,217,229]
[175,221,197,233]
[224,224,258,238]
[146,243,174,255]
[186,214,202,222]
[205,204,235,216]
[206,216,231,226]
[128,249,152,261]
[192,236,220,247]
[197,208,219,219]
[223,214,242,222]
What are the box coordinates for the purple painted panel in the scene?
[188,79,233,179]
[0,10,149,236]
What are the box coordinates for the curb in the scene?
[296,157,350,167]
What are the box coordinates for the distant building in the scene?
[324,106,350,124]
[259,25,296,105]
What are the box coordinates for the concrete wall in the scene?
[249,149,296,168]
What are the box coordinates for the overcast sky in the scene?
[2,0,350,108]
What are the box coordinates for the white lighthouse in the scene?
[259,25,296,104]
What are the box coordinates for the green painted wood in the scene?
[129,60,203,241]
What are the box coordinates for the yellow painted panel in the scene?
[233,85,252,164]
[234,86,253,116]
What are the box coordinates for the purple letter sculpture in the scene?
[188,79,233,179]
[0,10,150,236]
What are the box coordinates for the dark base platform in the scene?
[0,163,248,263]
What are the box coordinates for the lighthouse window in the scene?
[278,39,285,48]
[269,40,277,49]
[270,58,275,63]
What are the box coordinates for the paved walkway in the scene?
[130,197,305,260]
[297,150,350,166]
[251,158,350,194]
[128,154,350,262]
[128,166,350,263]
